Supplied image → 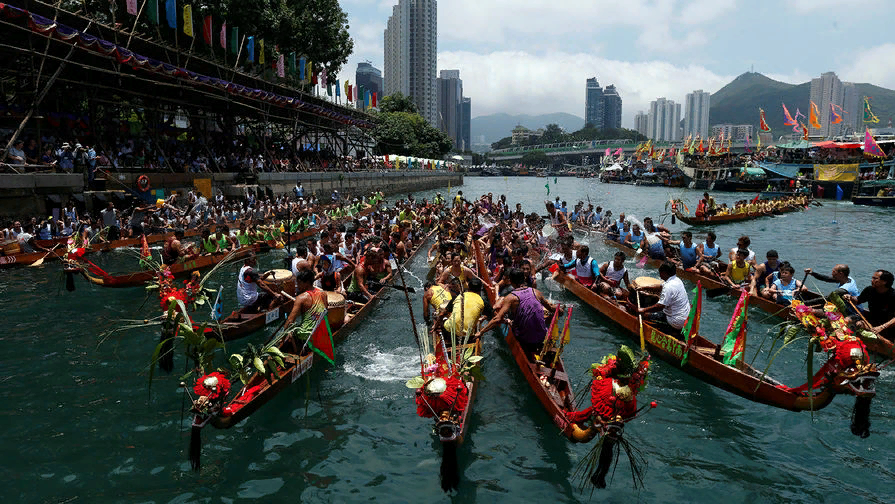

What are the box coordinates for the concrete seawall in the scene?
[0,171,463,218]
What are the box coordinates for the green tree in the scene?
[378,93,418,114]
[372,111,453,159]
[490,136,513,150]
[541,123,565,144]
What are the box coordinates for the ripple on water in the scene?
[236,478,285,499]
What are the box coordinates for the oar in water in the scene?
[28,245,61,267]
[636,290,646,351]
[370,281,415,293]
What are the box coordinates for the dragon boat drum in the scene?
[1,240,21,255]
[265,269,294,294]
[326,291,348,330]
[632,276,663,308]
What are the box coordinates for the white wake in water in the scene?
[342,345,422,383]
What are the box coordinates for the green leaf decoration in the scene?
[253,357,266,374]
[468,365,486,382]
[406,376,425,389]
[467,356,483,364]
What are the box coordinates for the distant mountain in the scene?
[471,112,586,145]
[709,72,895,139]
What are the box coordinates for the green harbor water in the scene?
[1,176,893,503]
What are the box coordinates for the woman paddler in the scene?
[476,268,559,355]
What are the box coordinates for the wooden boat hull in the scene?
[589,231,895,358]
[852,196,895,207]
[673,205,804,226]
[552,270,835,412]
[212,298,296,342]
[82,245,260,288]
[207,229,435,429]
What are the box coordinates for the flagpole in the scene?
[126,0,148,48]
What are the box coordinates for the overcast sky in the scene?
[336,0,895,128]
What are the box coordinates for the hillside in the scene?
[709,72,895,139]
[471,112,585,145]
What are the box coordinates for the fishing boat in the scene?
[194,229,434,431]
[550,269,877,413]
[852,180,895,207]
[473,239,597,443]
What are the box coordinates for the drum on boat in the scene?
[1,240,22,255]
[265,269,294,294]
[632,276,663,290]
[326,291,348,330]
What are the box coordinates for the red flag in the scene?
[312,72,318,85]
[307,310,335,364]
[751,194,760,204]
[202,15,212,45]
[219,22,226,49]
[141,234,150,259]
[372,92,377,108]
[126,0,137,15]
[347,85,353,102]
[759,108,771,132]
[698,139,704,153]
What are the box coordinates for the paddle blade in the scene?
[637,255,648,268]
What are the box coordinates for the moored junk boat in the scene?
[184,230,434,469]
[551,268,879,432]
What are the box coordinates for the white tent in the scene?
[602,163,623,172]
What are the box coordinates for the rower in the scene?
[617,221,631,245]
[439,278,494,339]
[624,224,644,249]
[702,192,717,216]
[561,245,599,288]
[628,261,691,337]
[161,229,186,265]
[804,265,860,300]
[423,281,454,325]
[767,263,804,305]
[669,231,700,270]
[545,201,570,238]
[844,270,895,342]
[437,252,482,290]
[476,268,558,355]
[728,236,756,267]
[752,250,781,298]
[596,251,632,300]
[723,249,753,288]
[282,268,328,354]
[696,231,721,276]
[346,247,393,303]
[236,254,281,313]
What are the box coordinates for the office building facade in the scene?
[384,0,438,125]
[684,90,710,139]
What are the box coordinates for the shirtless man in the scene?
[162,229,187,265]
[347,248,393,302]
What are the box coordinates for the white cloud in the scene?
[678,0,736,24]
[437,50,735,127]
[841,43,895,88]
[789,0,880,12]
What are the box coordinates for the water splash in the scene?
[402,267,424,289]
[342,345,421,383]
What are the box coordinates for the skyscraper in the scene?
[841,82,860,135]
[460,97,471,152]
[384,0,438,126]
[602,85,622,129]
[634,111,649,137]
[647,98,681,141]
[437,69,463,147]
[684,90,710,139]
[356,63,383,110]
[809,71,843,138]
[585,78,604,129]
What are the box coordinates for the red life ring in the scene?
[137,175,151,192]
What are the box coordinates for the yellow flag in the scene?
[306,60,313,83]
[259,39,265,65]
[183,5,193,37]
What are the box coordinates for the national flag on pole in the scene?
[126,0,137,15]
[307,310,335,364]
[277,53,285,78]
[219,21,226,48]
[165,0,176,29]
[721,290,749,367]
[147,0,159,24]
[230,26,238,54]
[246,36,254,62]
[864,127,886,157]
[182,5,193,37]
[202,15,212,45]
[258,39,265,65]
[680,282,702,367]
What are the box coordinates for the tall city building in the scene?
[356,62,383,110]
[647,98,681,141]
[384,0,438,126]
[460,97,471,152]
[634,111,649,137]
[437,69,463,147]
[711,124,754,142]
[841,82,860,135]
[602,85,622,129]
[584,78,623,130]
[684,90,710,139]
[585,78,604,129]
[809,71,844,138]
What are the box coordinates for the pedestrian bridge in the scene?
[488,139,749,161]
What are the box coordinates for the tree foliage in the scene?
[520,151,550,166]
[491,136,513,150]
[372,105,453,159]
[64,0,353,76]
[378,93,418,114]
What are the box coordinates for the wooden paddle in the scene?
[370,281,415,293]
[636,290,646,351]
[28,245,61,267]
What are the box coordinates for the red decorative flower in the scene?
[160,288,188,311]
[193,372,231,401]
